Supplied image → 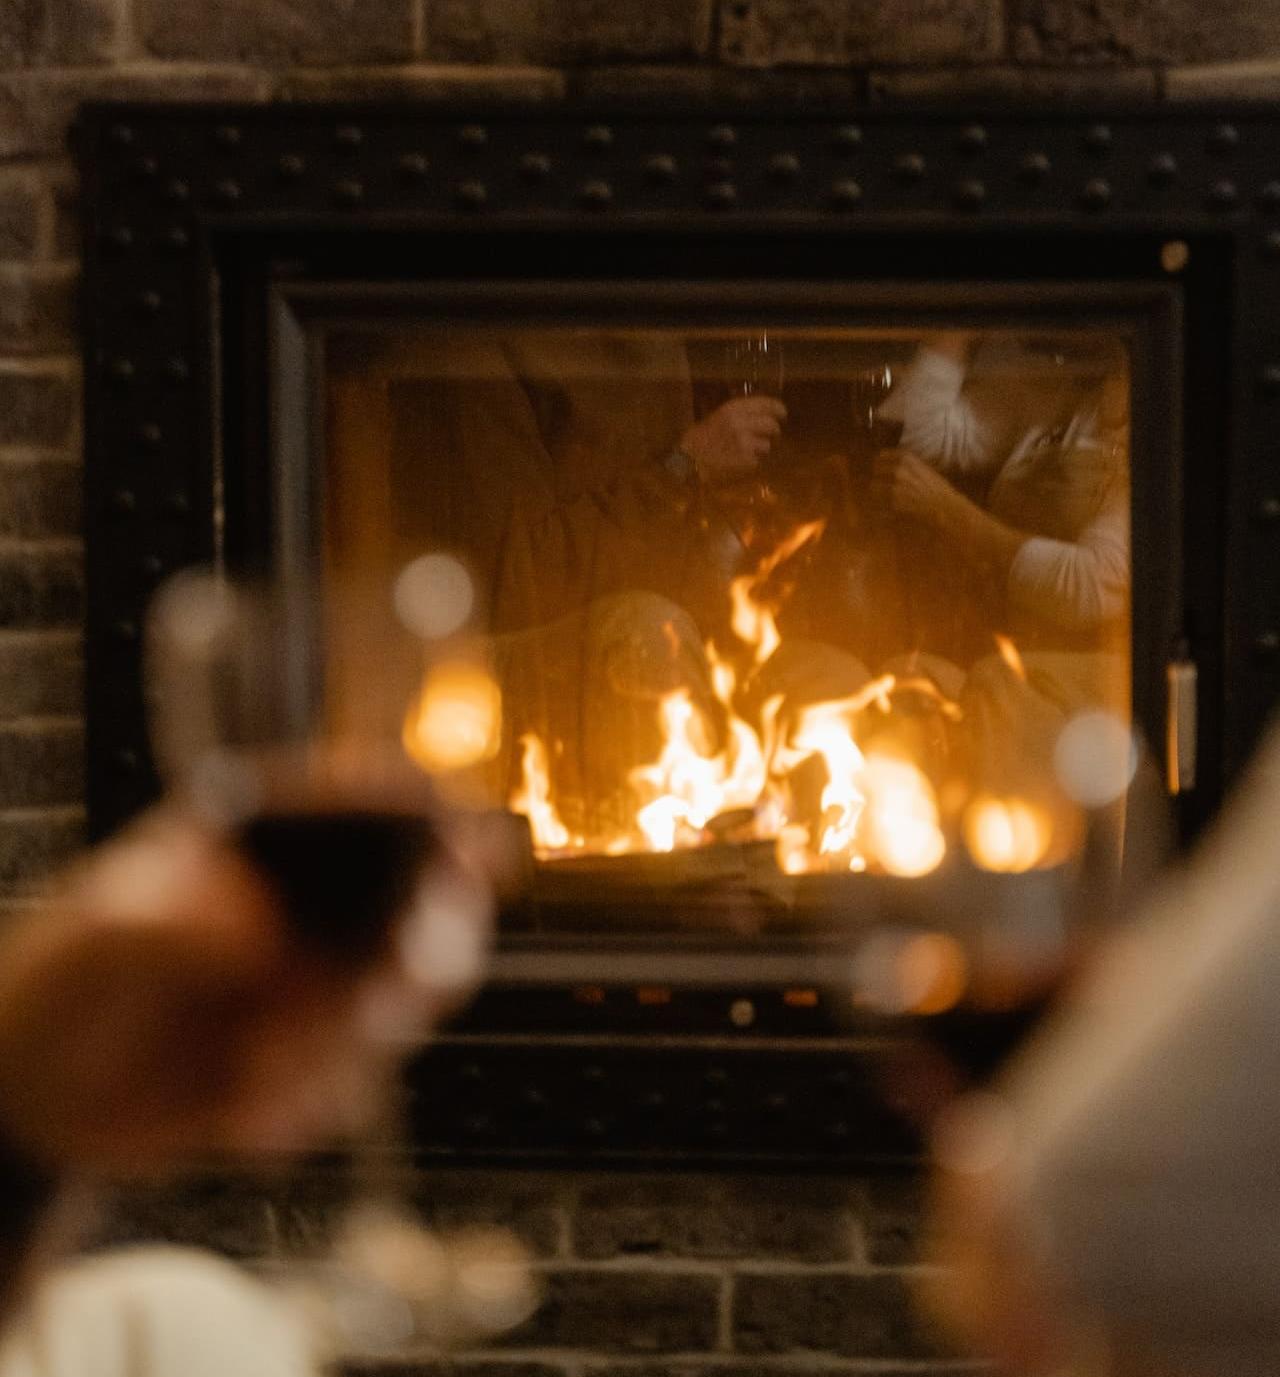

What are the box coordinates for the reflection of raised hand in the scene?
[680,396,787,484]
[872,448,967,529]
[872,447,1023,579]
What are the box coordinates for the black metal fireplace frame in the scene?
[78,101,1280,1166]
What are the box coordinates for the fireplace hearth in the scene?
[79,100,1279,1164]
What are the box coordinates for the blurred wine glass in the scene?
[145,560,539,1359]
[723,332,785,400]
[850,363,903,452]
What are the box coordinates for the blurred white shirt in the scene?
[881,346,1128,633]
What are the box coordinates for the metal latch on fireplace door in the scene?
[1165,657,1198,794]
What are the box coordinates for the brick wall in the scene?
[6,0,1280,1369]
[93,1167,959,1373]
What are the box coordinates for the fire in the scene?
[507,523,1051,878]
[729,519,825,665]
[630,689,726,851]
[994,633,1027,682]
[862,755,947,878]
[784,699,869,858]
[510,734,576,852]
[963,795,1051,873]
[403,659,502,771]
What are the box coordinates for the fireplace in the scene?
[79,101,1278,1164]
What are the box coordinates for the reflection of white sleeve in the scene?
[1007,489,1128,631]
[998,722,1280,1375]
[878,347,998,473]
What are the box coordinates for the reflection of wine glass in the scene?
[724,333,785,400]
[146,564,538,1358]
[850,364,902,452]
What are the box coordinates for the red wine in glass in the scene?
[850,364,903,453]
[724,334,785,400]
[237,806,442,961]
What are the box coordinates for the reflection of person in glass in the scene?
[870,332,1131,803]
[358,330,786,832]
[363,331,782,632]
[873,332,1129,652]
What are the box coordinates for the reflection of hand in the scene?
[0,812,490,1172]
[680,396,787,484]
[871,449,964,529]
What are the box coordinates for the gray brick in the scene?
[0,369,77,448]
[1166,58,1280,100]
[49,165,80,260]
[575,1176,859,1263]
[411,1171,563,1257]
[0,807,82,891]
[279,66,566,104]
[428,0,713,63]
[0,719,83,807]
[0,265,77,355]
[0,0,124,66]
[1014,0,1280,64]
[89,1174,279,1260]
[0,68,274,161]
[587,1364,977,1377]
[0,458,80,539]
[733,1272,951,1361]
[863,1173,928,1266]
[344,1365,569,1377]
[0,543,83,628]
[718,0,1000,67]
[0,177,39,260]
[0,632,82,716]
[573,65,862,108]
[265,1168,354,1255]
[869,64,1158,104]
[138,0,414,64]
[506,1269,720,1352]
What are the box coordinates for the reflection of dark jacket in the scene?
[384,332,711,634]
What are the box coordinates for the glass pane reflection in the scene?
[325,327,1131,881]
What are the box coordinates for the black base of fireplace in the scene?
[408,995,1043,1169]
[403,924,1050,1167]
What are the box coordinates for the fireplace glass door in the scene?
[316,304,1136,898]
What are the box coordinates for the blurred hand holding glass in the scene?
[145,556,538,1359]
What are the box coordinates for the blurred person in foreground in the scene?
[923,716,1280,1377]
[0,801,492,1377]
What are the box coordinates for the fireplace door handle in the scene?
[1165,658,1198,794]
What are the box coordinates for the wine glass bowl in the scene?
[144,562,538,1357]
[723,333,785,400]
[146,570,456,956]
[849,363,903,453]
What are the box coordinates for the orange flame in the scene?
[729,518,825,665]
[403,660,502,772]
[994,633,1027,683]
[510,734,575,852]
[862,755,947,878]
[508,521,969,876]
[629,689,724,851]
[963,795,1051,873]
